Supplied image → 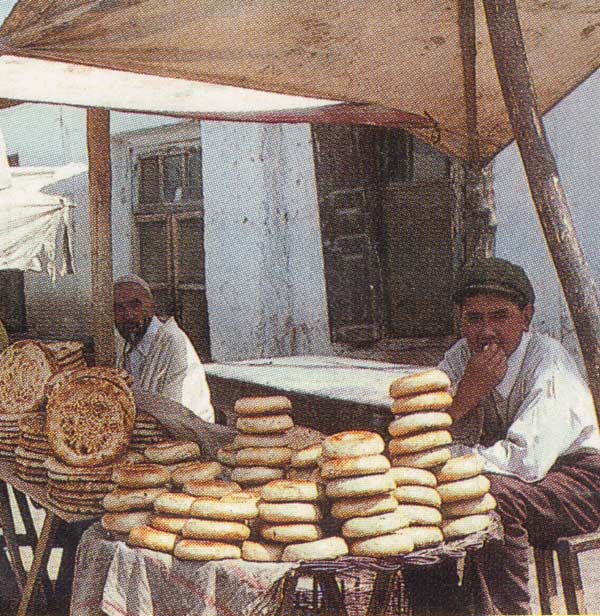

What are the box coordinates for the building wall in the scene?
[202,122,331,361]
[494,68,600,366]
[20,114,331,360]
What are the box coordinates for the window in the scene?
[132,141,210,360]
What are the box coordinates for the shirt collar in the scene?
[495,330,532,399]
[132,316,162,358]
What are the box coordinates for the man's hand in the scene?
[449,343,508,421]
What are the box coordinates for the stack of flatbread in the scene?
[287,443,322,481]
[436,454,495,540]
[252,479,346,562]
[321,431,414,557]
[385,369,457,549]
[46,341,87,372]
[101,463,170,533]
[15,414,51,484]
[228,396,295,489]
[0,341,57,461]
[130,412,171,452]
[143,440,203,475]
[127,487,260,561]
[44,367,136,513]
[46,457,114,514]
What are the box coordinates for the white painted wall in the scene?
[494,68,600,364]
[202,122,332,361]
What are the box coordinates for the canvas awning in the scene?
[0,130,77,279]
[0,1,599,162]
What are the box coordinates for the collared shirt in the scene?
[124,316,162,382]
[439,331,600,482]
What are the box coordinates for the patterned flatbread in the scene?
[0,341,58,414]
[47,374,136,467]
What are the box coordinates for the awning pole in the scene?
[87,108,115,366]
[482,0,600,414]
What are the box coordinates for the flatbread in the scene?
[47,374,136,467]
[0,341,57,414]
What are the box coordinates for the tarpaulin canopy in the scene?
[0,131,77,279]
[0,0,599,161]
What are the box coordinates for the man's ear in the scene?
[523,303,534,331]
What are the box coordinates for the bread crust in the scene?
[128,525,177,553]
[320,454,390,480]
[391,392,453,415]
[234,396,292,416]
[322,431,385,459]
[389,369,451,398]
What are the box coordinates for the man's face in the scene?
[460,293,534,358]
[114,283,154,345]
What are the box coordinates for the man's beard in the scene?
[120,316,153,349]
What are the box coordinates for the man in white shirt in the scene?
[113,274,215,423]
[437,257,600,615]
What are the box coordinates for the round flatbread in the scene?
[170,461,222,486]
[442,514,490,540]
[112,463,170,488]
[183,480,242,498]
[397,526,444,549]
[319,454,390,480]
[388,412,453,437]
[391,447,451,469]
[436,454,485,483]
[342,511,409,538]
[442,493,497,518]
[190,495,259,521]
[260,523,323,544]
[46,373,135,467]
[437,475,491,503]
[393,485,441,508]
[231,466,285,485]
[325,472,395,499]
[388,431,453,456]
[281,536,349,562]
[349,533,414,557]
[235,447,292,468]
[0,341,57,414]
[236,414,294,434]
[242,541,285,562]
[388,467,437,487]
[182,518,251,542]
[144,441,201,464]
[232,433,290,450]
[174,539,241,561]
[391,392,453,415]
[290,444,322,468]
[258,502,322,523]
[101,511,153,534]
[389,369,451,398]
[396,505,442,526]
[260,480,323,503]
[330,493,398,520]
[322,431,385,459]
[234,396,292,416]
[128,526,177,553]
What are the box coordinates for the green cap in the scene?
[453,257,535,307]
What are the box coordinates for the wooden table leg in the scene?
[17,510,60,616]
[0,480,27,592]
[366,571,396,616]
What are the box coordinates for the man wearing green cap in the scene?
[437,257,600,615]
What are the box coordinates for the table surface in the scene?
[0,459,101,524]
[205,355,426,409]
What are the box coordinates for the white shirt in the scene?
[439,331,600,482]
[117,316,215,423]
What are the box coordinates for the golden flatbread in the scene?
[47,374,135,467]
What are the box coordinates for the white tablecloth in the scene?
[71,524,295,616]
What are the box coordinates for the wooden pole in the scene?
[87,109,115,366]
[459,0,496,265]
[482,0,600,413]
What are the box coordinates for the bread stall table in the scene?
[0,459,100,616]
[205,356,424,434]
[70,519,500,616]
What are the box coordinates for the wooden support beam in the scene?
[482,0,600,414]
[87,109,115,366]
